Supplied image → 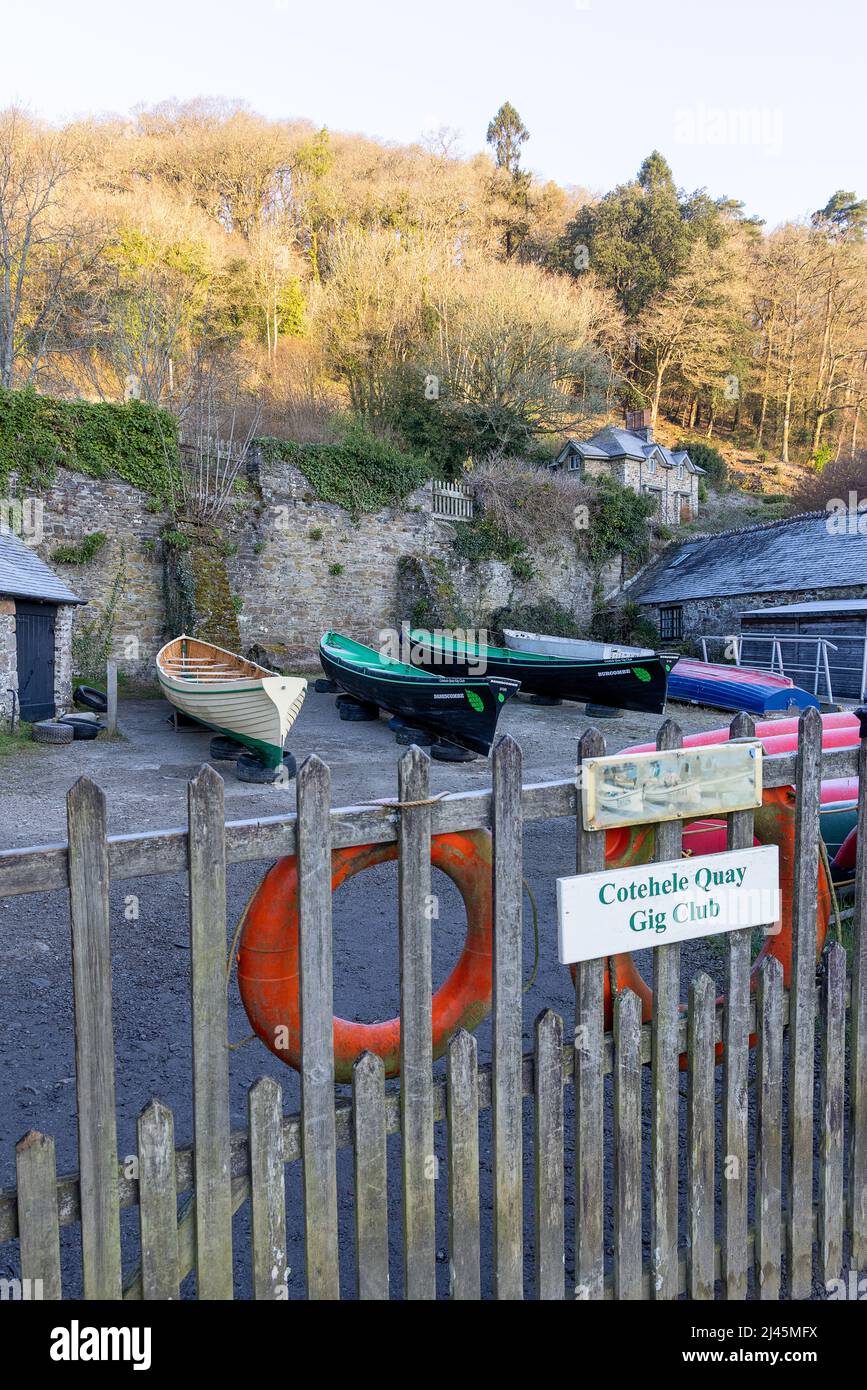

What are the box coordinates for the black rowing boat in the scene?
[405,629,672,715]
[319,632,519,756]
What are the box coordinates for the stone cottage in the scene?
[630,511,867,657]
[0,528,84,723]
[549,409,702,526]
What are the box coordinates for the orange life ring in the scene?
[237,829,493,1084]
[572,785,831,1065]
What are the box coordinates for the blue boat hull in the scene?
[668,665,820,715]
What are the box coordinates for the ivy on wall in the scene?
[0,388,178,501]
[581,477,657,570]
[256,420,431,516]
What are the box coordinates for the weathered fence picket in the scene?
[137,1100,179,1301]
[534,1009,564,1300]
[492,735,524,1300]
[613,988,642,1300]
[248,1077,287,1301]
[755,957,783,1300]
[67,777,122,1301]
[574,729,606,1301]
[352,1052,389,1301]
[819,943,845,1284]
[188,765,233,1300]
[721,710,755,1300]
[15,1131,61,1300]
[398,745,436,1300]
[651,720,682,1301]
[849,723,867,1265]
[787,707,823,1298]
[2,712,864,1302]
[297,755,340,1299]
[447,1029,481,1300]
[687,973,716,1300]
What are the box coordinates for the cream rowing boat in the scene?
[156,635,306,768]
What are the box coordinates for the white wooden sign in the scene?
[557,845,780,965]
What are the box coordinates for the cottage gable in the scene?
[551,410,703,526]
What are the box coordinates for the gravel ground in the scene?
[0,690,839,1298]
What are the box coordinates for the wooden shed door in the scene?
[15,601,57,721]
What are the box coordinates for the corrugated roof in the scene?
[741,599,867,618]
[634,513,867,604]
[0,529,84,604]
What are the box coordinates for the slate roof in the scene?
[0,529,84,605]
[554,427,703,473]
[633,512,867,605]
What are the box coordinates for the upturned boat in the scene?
[319,631,519,755]
[503,628,655,661]
[405,628,672,715]
[157,636,307,768]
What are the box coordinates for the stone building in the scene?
[0,529,84,723]
[549,409,702,525]
[631,512,867,692]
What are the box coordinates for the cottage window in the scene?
[647,457,656,474]
[659,605,684,641]
[641,485,662,515]
[677,461,684,480]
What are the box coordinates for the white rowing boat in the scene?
[156,635,307,769]
[502,628,655,662]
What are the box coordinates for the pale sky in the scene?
[2,0,864,228]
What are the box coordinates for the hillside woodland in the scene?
[1,98,866,492]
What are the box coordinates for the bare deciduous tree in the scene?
[0,108,100,387]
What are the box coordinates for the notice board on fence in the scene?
[580,740,763,832]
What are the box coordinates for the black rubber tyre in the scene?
[395,726,435,746]
[584,703,624,719]
[314,678,339,694]
[31,720,74,745]
[529,694,563,706]
[430,741,478,763]
[209,735,246,761]
[58,718,101,740]
[234,751,298,784]
[387,716,408,732]
[234,753,281,784]
[73,685,108,714]
[337,697,379,722]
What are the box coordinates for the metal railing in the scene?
[697,633,849,704]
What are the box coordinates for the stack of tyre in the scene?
[208,736,297,784]
[31,686,107,744]
[314,679,477,762]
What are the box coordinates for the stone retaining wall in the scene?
[17,461,607,678]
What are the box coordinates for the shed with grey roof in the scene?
[0,528,84,723]
[630,512,867,698]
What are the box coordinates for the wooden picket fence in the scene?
[0,707,866,1299]
[430,480,475,520]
